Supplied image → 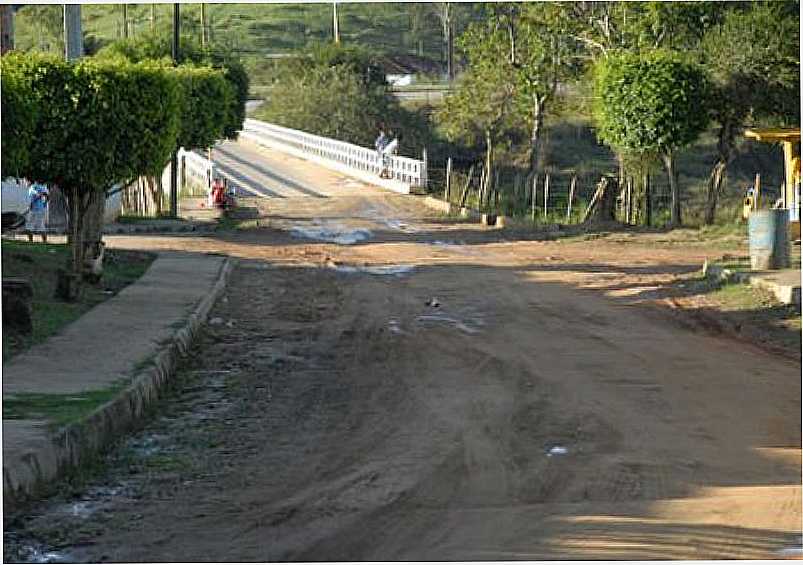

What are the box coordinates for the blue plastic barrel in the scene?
[748,209,790,270]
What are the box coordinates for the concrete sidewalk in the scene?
[3,251,231,507]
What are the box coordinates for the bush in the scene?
[175,65,235,150]
[97,32,248,140]
[7,52,182,188]
[592,51,709,155]
[256,63,392,148]
[2,52,183,287]
[0,54,38,178]
[255,43,432,155]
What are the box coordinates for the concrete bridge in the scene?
[183,118,429,203]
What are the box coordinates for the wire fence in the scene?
[426,162,695,228]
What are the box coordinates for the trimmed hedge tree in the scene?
[2,52,182,297]
[593,51,709,227]
[175,65,236,150]
[97,32,248,141]
[1,59,37,178]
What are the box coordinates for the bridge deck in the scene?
[212,139,386,200]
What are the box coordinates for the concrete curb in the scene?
[703,262,801,306]
[103,223,215,235]
[418,196,487,223]
[3,257,234,511]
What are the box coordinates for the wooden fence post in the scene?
[493,170,499,212]
[444,157,452,202]
[566,175,576,223]
[755,172,761,209]
[459,164,474,208]
[478,166,486,209]
[644,172,651,227]
[626,177,633,224]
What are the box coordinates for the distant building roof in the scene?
[378,54,444,76]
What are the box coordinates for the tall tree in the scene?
[593,51,709,227]
[450,4,581,178]
[436,62,518,204]
[700,3,800,224]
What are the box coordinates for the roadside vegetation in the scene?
[1,241,155,361]
[12,3,484,77]
[1,32,246,301]
[2,385,128,431]
[433,2,799,228]
[689,276,801,357]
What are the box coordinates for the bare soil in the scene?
[4,163,800,561]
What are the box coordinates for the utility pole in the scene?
[121,4,128,38]
[332,2,340,44]
[200,3,207,46]
[0,5,15,54]
[170,3,180,218]
[150,4,155,31]
[63,5,83,61]
[443,3,454,82]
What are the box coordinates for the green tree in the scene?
[699,2,800,224]
[13,5,64,54]
[174,65,236,151]
[0,61,37,178]
[436,62,518,206]
[255,43,431,155]
[593,51,709,226]
[97,31,248,139]
[3,52,182,297]
[256,62,392,148]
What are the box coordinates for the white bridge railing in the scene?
[177,148,217,193]
[239,118,427,194]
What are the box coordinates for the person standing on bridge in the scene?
[375,128,389,155]
[26,181,49,243]
[375,127,389,178]
[380,133,400,179]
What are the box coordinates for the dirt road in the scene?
[5,141,800,561]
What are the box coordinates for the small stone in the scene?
[209,317,224,326]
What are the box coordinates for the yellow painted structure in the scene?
[744,128,801,239]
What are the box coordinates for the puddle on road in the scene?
[388,318,404,335]
[429,241,476,255]
[416,314,483,335]
[546,445,569,457]
[5,538,75,564]
[776,536,803,558]
[127,435,166,458]
[329,264,415,277]
[381,219,417,233]
[290,224,372,245]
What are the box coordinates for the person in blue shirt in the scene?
[26,182,49,243]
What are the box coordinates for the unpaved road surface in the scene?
[5,140,801,562]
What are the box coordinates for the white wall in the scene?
[2,178,123,226]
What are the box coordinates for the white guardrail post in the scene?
[238,118,427,195]
[177,148,217,195]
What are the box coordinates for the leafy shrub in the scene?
[175,65,235,150]
[1,54,38,177]
[97,32,248,139]
[592,51,709,155]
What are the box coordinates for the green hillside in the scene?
[12,3,484,78]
